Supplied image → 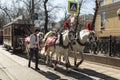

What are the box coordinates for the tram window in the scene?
[19,27,25,36]
[14,26,19,36]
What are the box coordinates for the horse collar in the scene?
[59,33,70,49]
[77,32,86,46]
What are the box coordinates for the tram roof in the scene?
[3,19,32,28]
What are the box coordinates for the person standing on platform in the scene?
[28,29,40,70]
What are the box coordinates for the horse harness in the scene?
[76,31,86,46]
[45,31,75,50]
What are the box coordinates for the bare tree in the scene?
[42,0,61,33]
[0,5,12,22]
[91,0,102,30]
[0,13,6,28]
[0,0,65,32]
[43,0,49,33]
[75,0,84,31]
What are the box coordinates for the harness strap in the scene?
[59,33,70,49]
[69,43,73,50]
[77,38,86,46]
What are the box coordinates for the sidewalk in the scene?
[0,64,12,80]
[0,45,120,80]
[0,46,49,80]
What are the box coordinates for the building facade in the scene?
[95,0,120,37]
[91,0,120,56]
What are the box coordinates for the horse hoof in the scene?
[73,66,79,71]
[72,66,78,70]
[54,67,57,71]
[49,64,53,68]
[66,69,70,73]
[76,60,83,67]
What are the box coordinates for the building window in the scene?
[112,0,120,2]
[101,12,106,28]
[101,0,106,6]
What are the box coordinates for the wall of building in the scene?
[95,1,120,37]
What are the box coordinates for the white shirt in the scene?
[30,34,39,48]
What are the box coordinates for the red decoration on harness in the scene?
[64,21,70,29]
[86,22,91,30]
[25,36,30,44]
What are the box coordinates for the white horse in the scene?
[40,30,56,55]
[69,29,96,68]
[42,30,75,70]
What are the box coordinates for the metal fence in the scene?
[84,36,120,58]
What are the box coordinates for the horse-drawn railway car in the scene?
[3,19,34,53]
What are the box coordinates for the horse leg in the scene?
[76,51,84,67]
[45,51,50,65]
[25,44,30,57]
[74,51,77,66]
[53,52,59,70]
[64,50,71,71]
[58,53,62,64]
[49,51,55,67]
[45,54,49,65]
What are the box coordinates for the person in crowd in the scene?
[28,29,40,70]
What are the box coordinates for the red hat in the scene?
[64,21,70,29]
[86,22,91,30]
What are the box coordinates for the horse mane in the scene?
[43,31,54,41]
[44,31,53,38]
[62,30,69,35]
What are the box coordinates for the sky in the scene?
[53,0,95,21]
[0,0,95,21]
[1,0,95,14]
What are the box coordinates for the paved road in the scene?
[0,45,120,80]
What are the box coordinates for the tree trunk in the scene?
[44,0,48,34]
[91,0,99,30]
[75,0,83,31]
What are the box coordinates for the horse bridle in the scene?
[88,31,96,43]
[58,30,75,49]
